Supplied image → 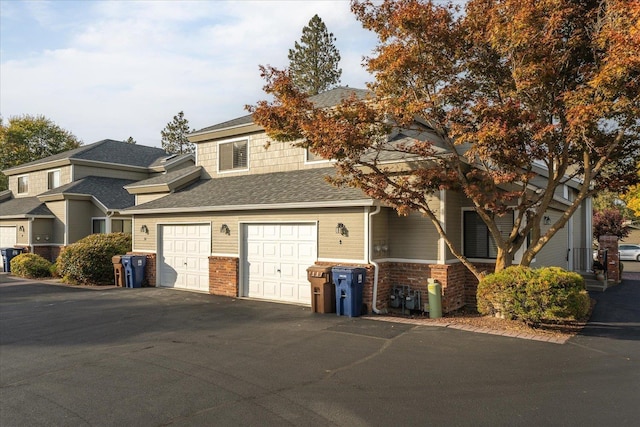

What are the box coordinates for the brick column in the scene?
[599,235,620,283]
[209,256,239,297]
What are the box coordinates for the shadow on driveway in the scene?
[581,275,640,342]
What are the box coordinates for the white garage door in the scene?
[243,223,317,305]
[159,224,210,292]
[0,227,17,271]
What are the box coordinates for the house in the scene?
[123,87,593,313]
[0,139,196,269]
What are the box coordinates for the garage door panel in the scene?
[263,243,279,258]
[243,223,317,305]
[160,224,210,292]
[263,280,279,299]
[279,263,297,280]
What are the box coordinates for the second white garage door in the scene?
[159,224,210,292]
[243,223,317,305]
[0,226,17,271]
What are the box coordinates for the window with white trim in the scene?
[92,218,106,234]
[111,219,132,234]
[218,139,248,171]
[47,170,61,190]
[463,211,513,259]
[17,175,28,194]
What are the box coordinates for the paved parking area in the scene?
[1,274,639,426]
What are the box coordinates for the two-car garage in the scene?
[157,222,317,305]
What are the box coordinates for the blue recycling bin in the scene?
[332,266,366,317]
[120,255,147,288]
[1,247,24,273]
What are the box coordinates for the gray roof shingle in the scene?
[191,87,371,134]
[124,165,201,188]
[126,168,371,212]
[40,176,136,210]
[3,139,174,173]
[0,196,53,218]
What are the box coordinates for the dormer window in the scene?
[17,175,28,194]
[219,139,248,172]
[47,170,61,190]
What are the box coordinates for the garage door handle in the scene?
[277,269,281,273]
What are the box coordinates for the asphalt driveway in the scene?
[1,274,639,426]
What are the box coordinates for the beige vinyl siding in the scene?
[136,193,169,205]
[73,165,149,181]
[133,207,367,261]
[445,190,463,261]
[67,200,103,243]
[197,133,330,179]
[388,210,439,260]
[32,218,54,245]
[371,208,390,260]
[532,210,568,268]
[45,201,67,244]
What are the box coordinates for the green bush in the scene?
[477,266,590,324]
[10,253,53,279]
[57,233,132,285]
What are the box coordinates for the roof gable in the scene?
[3,139,175,175]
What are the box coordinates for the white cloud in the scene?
[1,1,377,147]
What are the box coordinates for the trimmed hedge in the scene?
[477,266,590,324]
[10,253,53,279]
[57,233,131,285]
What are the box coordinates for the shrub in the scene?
[10,253,53,279]
[477,266,590,324]
[57,233,131,285]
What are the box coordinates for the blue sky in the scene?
[1,0,382,147]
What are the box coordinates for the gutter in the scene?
[368,205,382,314]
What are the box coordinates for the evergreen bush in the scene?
[57,233,131,285]
[477,266,590,324]
[10,253,52,279]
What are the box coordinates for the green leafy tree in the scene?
[0,115,82,191]
[160,111,194,154]
[124,136,136,144]
[288,14,342,95]
[251,0,640,280]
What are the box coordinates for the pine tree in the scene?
[124,136,136,144]
[288,14,342,96]
[160,111,194,154]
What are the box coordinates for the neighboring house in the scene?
[124,87,593,313]
[0,139,196,268]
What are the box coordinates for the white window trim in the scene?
[92,217,107,234]
[303,147,333,165]
[217,137,249,174]
[47,169,61,190]
[17,174,29,195]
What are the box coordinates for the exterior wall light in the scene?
[220,224,231,235]
[140,225,149,234]
[18,226,25,232]
[543,216,551,225]
[335,223,348,236]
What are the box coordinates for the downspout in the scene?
[28,217,34,254]
[368,205,382,314]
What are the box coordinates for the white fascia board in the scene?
[0,214,56,220]
[189,122,260,139]
[124,199,376,215]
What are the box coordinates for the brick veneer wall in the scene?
[209,256,239,297]
[128,252,156,287]
[315,260,497,314]
[31,245,64,263]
